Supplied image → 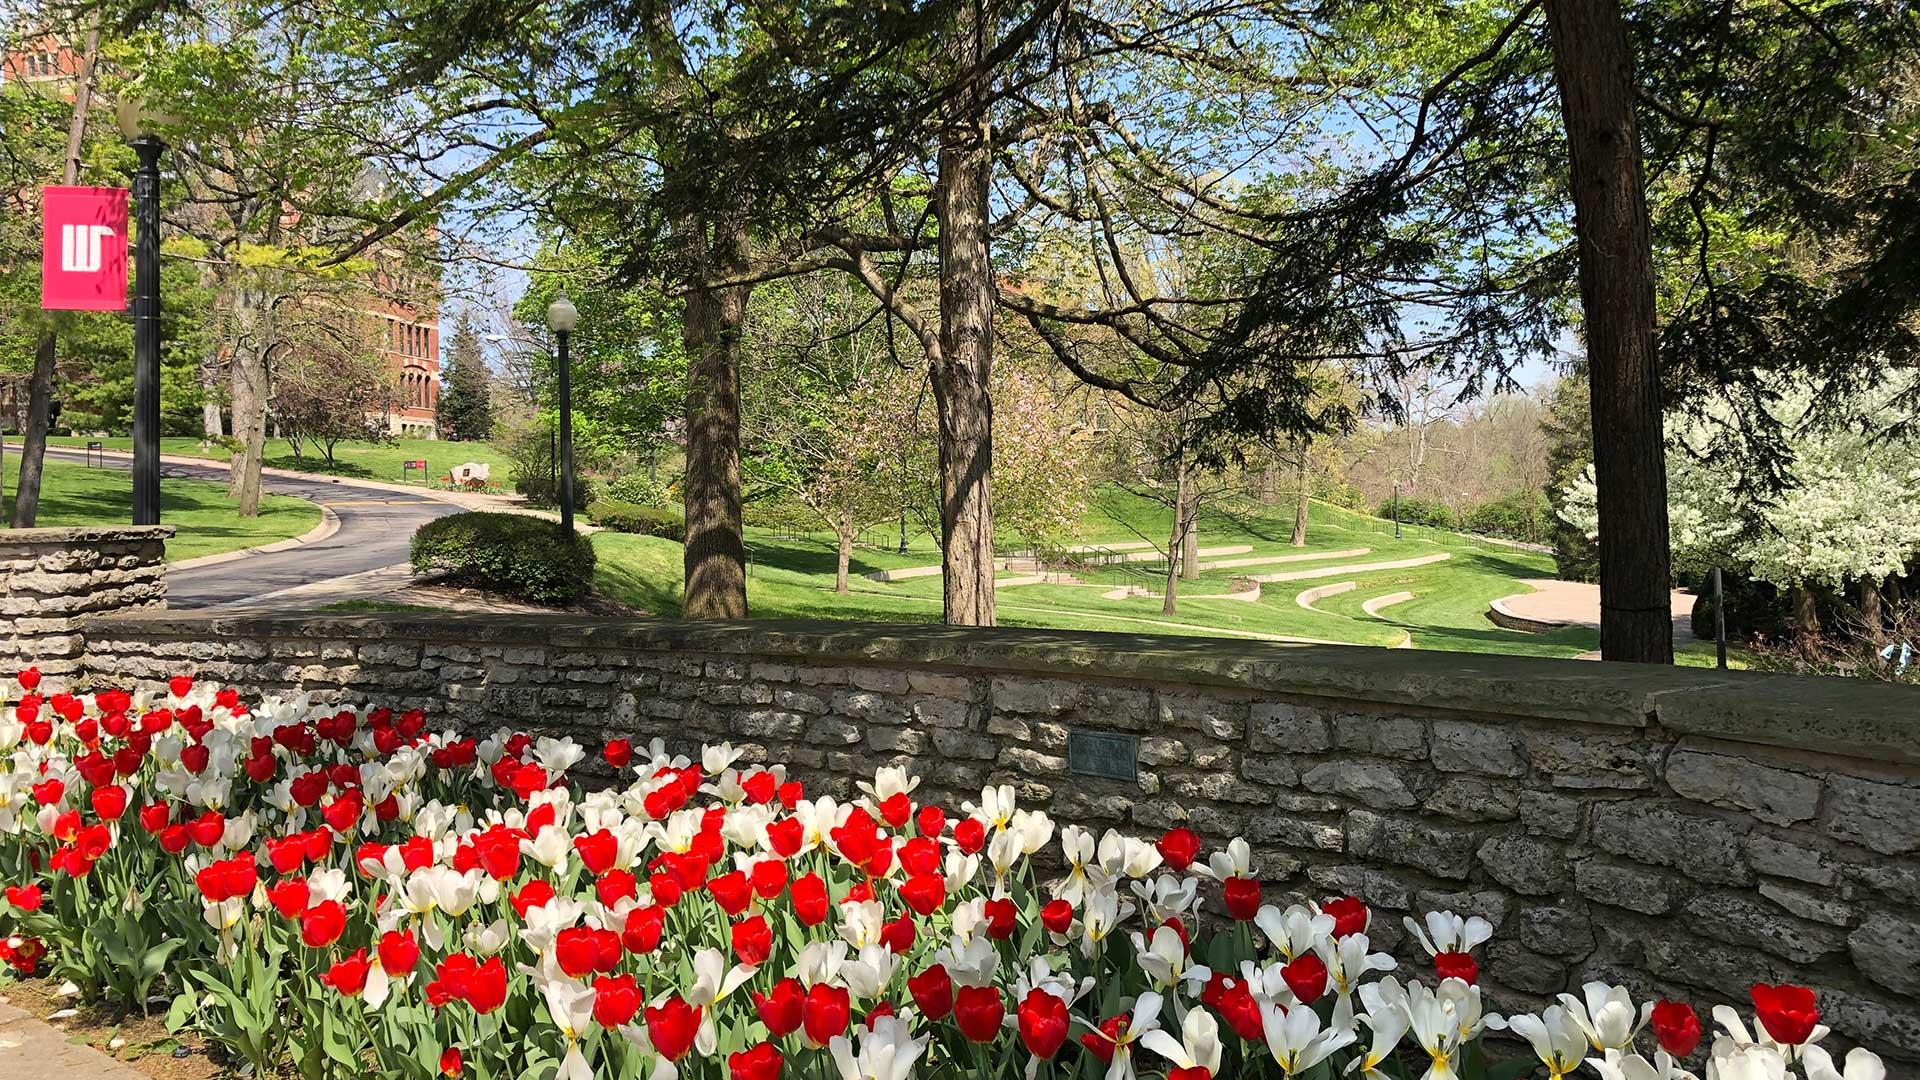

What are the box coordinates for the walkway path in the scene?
[1249,552,1452,583]
[1494,578,1700,641]
[0,995,147,1080]
[37,446,466,609]
[1200,547,1369,571]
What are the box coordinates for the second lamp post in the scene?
[547,292,579,534]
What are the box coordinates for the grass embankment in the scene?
[45,435,514,486]
[592,490,1744,666]
[2,455,321,562]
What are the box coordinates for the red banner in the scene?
[42,185,129,311]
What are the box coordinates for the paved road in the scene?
[42,447,462,609]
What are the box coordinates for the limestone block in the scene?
[1667,748,1821,826]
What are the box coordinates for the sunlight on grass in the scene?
[590,497,1640,659]
[2,456,321,562]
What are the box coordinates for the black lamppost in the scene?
[117,100,165,526]
[547,292,579,534]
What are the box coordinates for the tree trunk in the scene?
[1793,585,1820,646]
[1544,0,1673,664]
[1860,578,1884,641]
[201,350,225,439]
[931,19,997,627]
[835,509,854,595]
[14,21,102,528]
[681,224,751,620]
[11,336,57,528]
[1162,456,1187,616]
[1177,482,1199,577]
[1290,438,1311,547]
[226,283,269,517]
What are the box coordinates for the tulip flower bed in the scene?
[0,669,1892,1080]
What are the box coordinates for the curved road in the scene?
[43,447,462,609]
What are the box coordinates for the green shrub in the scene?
[602,473,676,508]
[1376,495,1456,529]
[409,512,596,604]
[1462,490,1552,544]
[588,499,686,541]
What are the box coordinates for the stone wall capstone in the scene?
[1,525,171,678]
[76,611,1920,1064]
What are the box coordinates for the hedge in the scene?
[409,511,597,604]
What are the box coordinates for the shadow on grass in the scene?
[262,455,374,478]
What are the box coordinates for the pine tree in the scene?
[438,314,493,441]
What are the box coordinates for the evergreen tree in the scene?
[438,314,493,441]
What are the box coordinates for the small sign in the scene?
[1067,730,1139,782]
[404,459,426,469]
[42,186,129,311]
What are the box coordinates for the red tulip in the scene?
[880,915,916,953]
[1281,951,1328,1005]
[1157,828,1201,871]
[4,884,43,912]
[138,803,170,834]
[465,957,507,1013]
[439,1048,463,1077]
[1433,951,1478,985]
[708,870,753,915]
[17,667,39,691]
[593,973,643,1028]
[732,915,773,966]
[645,996,703,1061]
[554,927,599,978]
[802,982,851,1047]
[729,1042,782,1080]
[512,880,556,919]
[267,879,310,919]
[954,985,1005,1043]
[603,738,633,769]
[1170,1068,1213,1080]
[953,818,986,854]
[983,897,1017,940]
[753,977,805,1037]
[379,930,421,977]
[574,829,618,875]
[1223,876,1262,921]
[790,872,828,926]
[876,792,913,829]
[750,859,788,899]
[907,964,953,1021]
[916,805,946,839]
[300,901,347,948]
[899,873,946,917]
[1082,1016,1124,1064]
[1017,988,1071,1059]
[1650,1000,1702,1058]
[89,785,128,820]
[1040,899,1073,934]
[324,949,371,996]
[623,905,666,954]
[1322,896,1369,938]
[1750,984,1819,1047]
[168,674,194,698]
[765,817,804,858]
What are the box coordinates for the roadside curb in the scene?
[167,504,342,571]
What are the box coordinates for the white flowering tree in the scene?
[1558,376,1920,635]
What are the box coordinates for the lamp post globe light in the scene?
[547,292,579,535]
[116,97,167,526]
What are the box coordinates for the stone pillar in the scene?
[0,526,173,678]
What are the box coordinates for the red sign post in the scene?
[42,185,129,312]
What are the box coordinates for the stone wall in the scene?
[79,611,1920,1062]
[1,526,172,678]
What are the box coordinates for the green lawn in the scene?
[593,492,1745,666]
[43,435,515,487]
[2,455,321,562]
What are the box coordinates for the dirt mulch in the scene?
[1,979,222,1080]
